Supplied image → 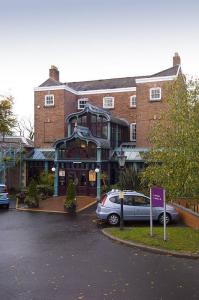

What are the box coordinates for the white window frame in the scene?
[130,95,136,107]
[78,98,88,110]
[130,123,136,142]
[45,94,54,106]
[150,87,161,101]
[103,97,114,109]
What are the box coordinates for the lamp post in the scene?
[95,166,101,202]
[117,148,126,230]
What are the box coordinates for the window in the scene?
[150,88,161,101]
[103,97,114,109]
[130,95,136,107]
[130,123,136,142]
[133,196,150,206]
[45,94,54,106]
[78,98,88,110]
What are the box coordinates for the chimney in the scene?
[49,65,59,81]
[173,52,181,66]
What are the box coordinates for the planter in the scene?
[64,204,76,214]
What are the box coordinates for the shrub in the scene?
[37,184,53,199]
[64,179,76,209]
[118,166,141,191]
[24,180,39,208]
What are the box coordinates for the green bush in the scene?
[37,184,53,199]
[39,171,54,186]
[118,166,140,191]
[64,179,76,209]
[24,180,39,208]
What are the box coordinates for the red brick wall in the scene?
[34,82,173,148]
[34,89,77,148]
[136,81,168,147]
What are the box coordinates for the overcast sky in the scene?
[0,0,199,121]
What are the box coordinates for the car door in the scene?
[132,196,150,220]
[123,194,134,220]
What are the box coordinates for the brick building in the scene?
[27,53,182,198]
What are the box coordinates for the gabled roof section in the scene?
[66,103,129,126]
[151,65,180,77]
[54,125,110,149]
[0,136,34,148]
[39,78,64,87]
[37,63,181,91]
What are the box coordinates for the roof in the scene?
[25,149,55,160]
[67,103,129,126]
[39,78,64,87]
[39,65,180,91]
[112,147,149,162]
[0,136,34,148]
[54,125,110,149]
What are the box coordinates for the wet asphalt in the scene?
[0,205,199,300]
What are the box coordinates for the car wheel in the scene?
[158,213,171,225]
[107,214,120,226]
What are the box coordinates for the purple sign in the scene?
[151,187,164,207]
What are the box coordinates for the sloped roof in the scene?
[152,65,180,77]
[25,149,55,160]
[39,65,180,91]
[0,136,34,148]
[39,78,64,87]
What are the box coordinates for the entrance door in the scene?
[66,170,89,196]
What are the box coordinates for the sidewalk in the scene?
[16,196,96,213]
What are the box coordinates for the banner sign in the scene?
[89,170,96,182]
[151,186,164,207]
[59,170,65,177]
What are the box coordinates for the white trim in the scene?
[176,65,181,77]
[34,85,136,95]
[136,75,177,84]
[103,96,114,109]
[44,94,54,106]
[150,87,161,101]
[77,98,88,110]
[130,95,136,107]
[79,86,136,95]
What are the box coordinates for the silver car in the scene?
[96,190,178,226]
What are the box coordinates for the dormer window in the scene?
[45,94,54,106]
[78,98,88,110]
[103,97,114,109]
[150,88,161,101]
[130,95,136,107]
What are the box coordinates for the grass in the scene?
[105,227,199,254]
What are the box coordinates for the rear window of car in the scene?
[0,185,7,193]
[109,196,120,204]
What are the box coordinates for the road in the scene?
[0,206,198,300]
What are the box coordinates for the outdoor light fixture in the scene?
[51,167,56,172]
[95,167,100,173]
[117,148,127,169]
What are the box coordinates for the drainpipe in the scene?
[96,147,101,202]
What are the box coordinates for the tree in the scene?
[0,95,16,139]
[15,118,34,140]
[141,79,199,199]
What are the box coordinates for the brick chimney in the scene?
[173,52,181,66]
[49,65,59,81]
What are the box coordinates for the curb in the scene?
[16,200,96,215]
[102,229,199,260]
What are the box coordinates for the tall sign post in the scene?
[150,186,167,241]
[119,190,124,230]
